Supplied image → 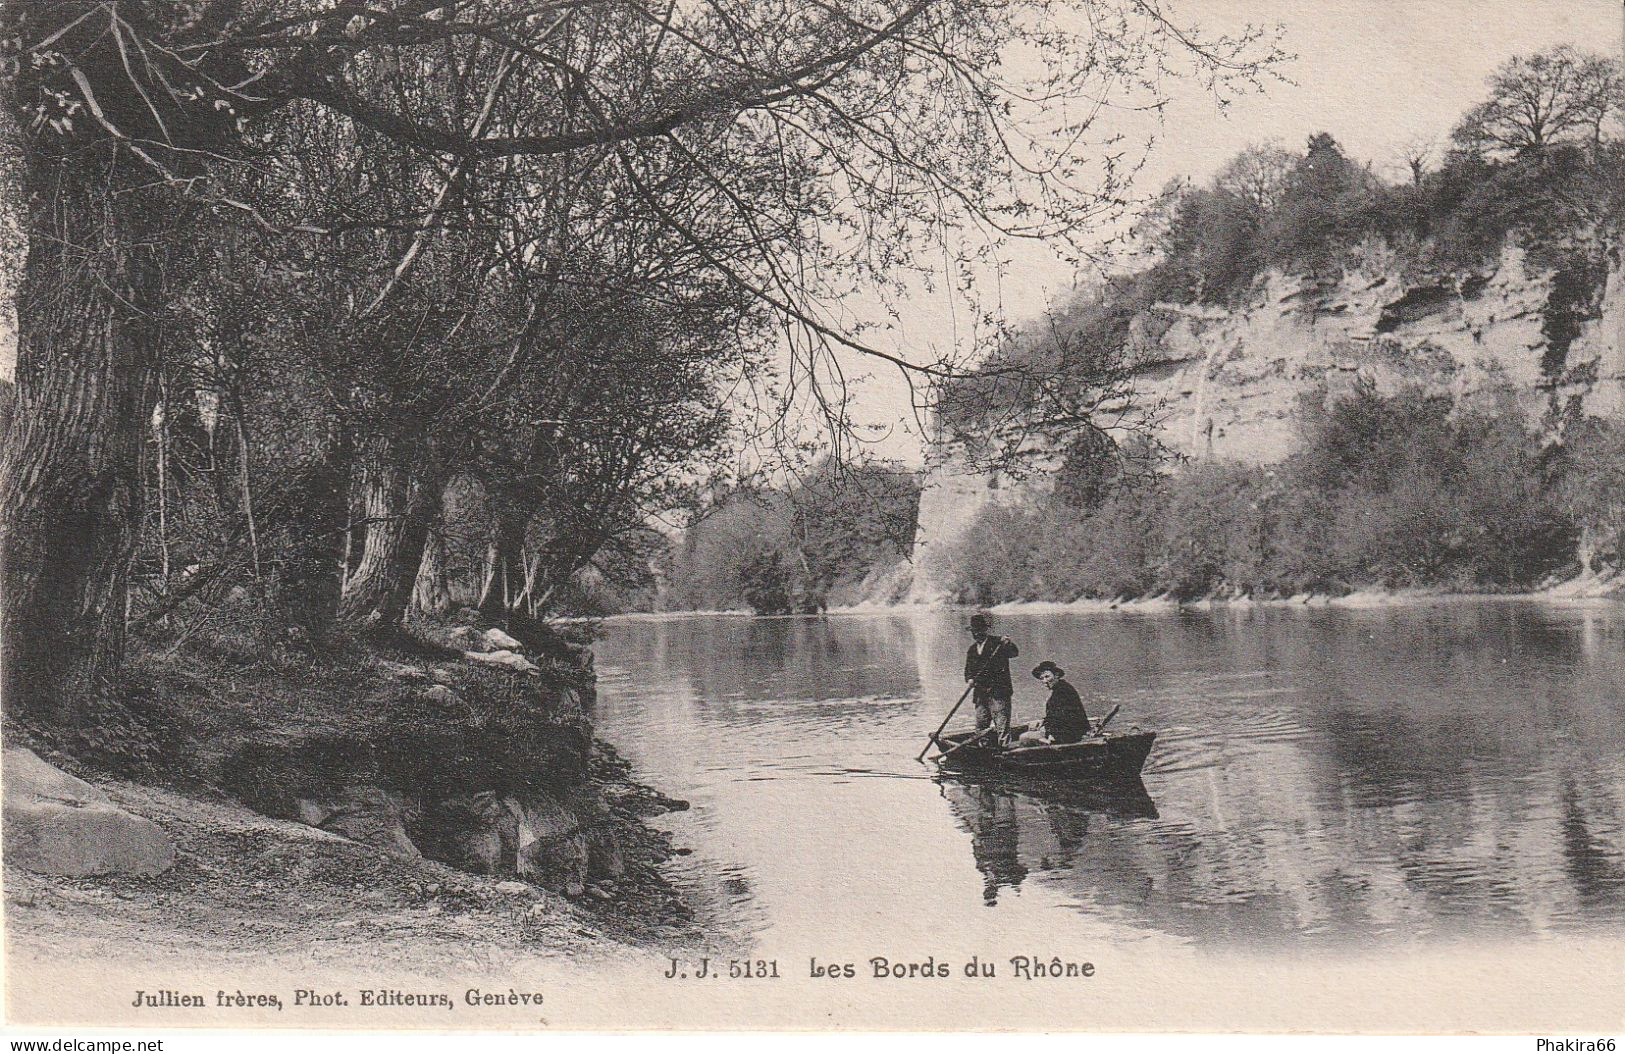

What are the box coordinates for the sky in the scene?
[841,0,1625,467]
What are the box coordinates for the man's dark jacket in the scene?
[964,636,1018,698]
[1043,679,1090,743]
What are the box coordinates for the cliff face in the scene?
[1130,245,1624,463]
[908,243,1625,602]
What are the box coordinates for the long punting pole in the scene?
[917,679,978,762]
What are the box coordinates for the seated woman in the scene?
[1016,661,1091,746]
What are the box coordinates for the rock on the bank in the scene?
[406,789,614,893]
[2,748,175,877]
[482,627,524,651]
[413,792,510,874]
[586,826,627,880]
[419,683,469,714]
[295,786,422,859]
[464,649,540,674]
[508,794,591,891]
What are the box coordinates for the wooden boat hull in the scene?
[935,729,1156,780]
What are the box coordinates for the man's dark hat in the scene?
[968,611,993,632]
[1032,660,1064,679]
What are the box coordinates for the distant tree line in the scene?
[941,384,1625,604]
[1139,44,1621,305]
[659,460,921,614]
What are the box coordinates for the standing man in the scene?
[965,612,1018,745]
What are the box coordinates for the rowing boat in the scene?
[933,727,1156,780]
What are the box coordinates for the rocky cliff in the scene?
[908,243,1625,602]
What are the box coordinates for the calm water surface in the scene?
[593,603,1625,953]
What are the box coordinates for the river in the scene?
[592,601,1625,958]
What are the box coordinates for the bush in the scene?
[1299,388,1573,588]
[1074,488,1169,598]
[937,386,1591,603]
[940,505,1039,605]
[1556,414,1625,572]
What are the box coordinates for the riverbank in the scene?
[3,739,704,971]
[607,570,1625,621]
[3,607,717,996]
[825,569,1625,616]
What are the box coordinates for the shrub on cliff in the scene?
[1263,133,1385,278]
[1140,185,1268,304]
[1422,143,1623,275]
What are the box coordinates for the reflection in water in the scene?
[593,603,1625,950]
[961,786,1026,905]
[1561,782,1625,903]
[941,778,1158,906]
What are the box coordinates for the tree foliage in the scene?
[1134,48,1623,308]
[1450,45,1622,159]
[0,0,1283,738]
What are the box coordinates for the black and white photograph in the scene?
[0,0,1621,1037]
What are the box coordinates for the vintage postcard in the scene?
[0,0,1622,1037]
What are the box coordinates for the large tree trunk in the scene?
[0,152,168,729]
[338,438,447,629]
[411,522,453,617]
[0,0,234,734]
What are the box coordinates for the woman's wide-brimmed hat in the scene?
[1032,660,1065,679]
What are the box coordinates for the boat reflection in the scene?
[937,776,1158,906]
